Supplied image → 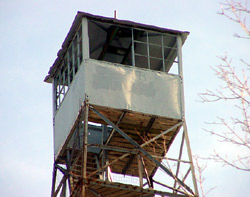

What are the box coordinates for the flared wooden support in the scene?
[51,103,198,197]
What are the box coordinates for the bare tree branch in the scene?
[193,156,216,197]
[206,152,250,171]
[219,0,250,38]
[200,0,250,172]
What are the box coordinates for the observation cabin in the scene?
[45,12,198,197]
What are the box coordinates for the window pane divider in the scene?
[161,34,166,72]
[131,29,135,67]
[134,53,148,58]
[146,31,150,69]
[134,40,147,45]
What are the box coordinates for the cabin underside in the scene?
[51,103,196,196]
[56,104,182,176]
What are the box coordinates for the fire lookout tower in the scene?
[45,12,199,197]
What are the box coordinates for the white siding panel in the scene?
[54,59,182,158]
[54,64,86,158]
[85,60,181,119]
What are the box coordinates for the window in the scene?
[88,20,179,74]
[54,24,82,111]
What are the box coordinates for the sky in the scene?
[0,0,249,196]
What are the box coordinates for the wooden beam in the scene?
[183,122,199,195]
[103,111,126,149]
[153,179,187,195]
[140,156,152,188]
[98,26,119,60]
[87,122,182,179]
[177,167,191,191]
[122,116,156,174]
[81,98,89,197]
[137,154,143,187]
[86,178,186,197]
[54,174,68,197]
[66,150,72,194]
[90,144,138,154]
[51,165,57,197]
[90,107,194,195]
[60,181,66,197]
[149,124,182,182]
[173,131,185,189]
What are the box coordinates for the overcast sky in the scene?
[0,0,249,196]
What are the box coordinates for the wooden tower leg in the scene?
[183,121,199,196]
[51,165,57,197]
[81,96,89,197]
[137,154,143,187]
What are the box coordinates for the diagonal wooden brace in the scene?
[90,106,194,195]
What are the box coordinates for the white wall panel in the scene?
[86,59,181,119]
[54,64,86,158]
[54,59,182,158]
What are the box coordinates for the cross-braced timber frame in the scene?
[51,98,199,197]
